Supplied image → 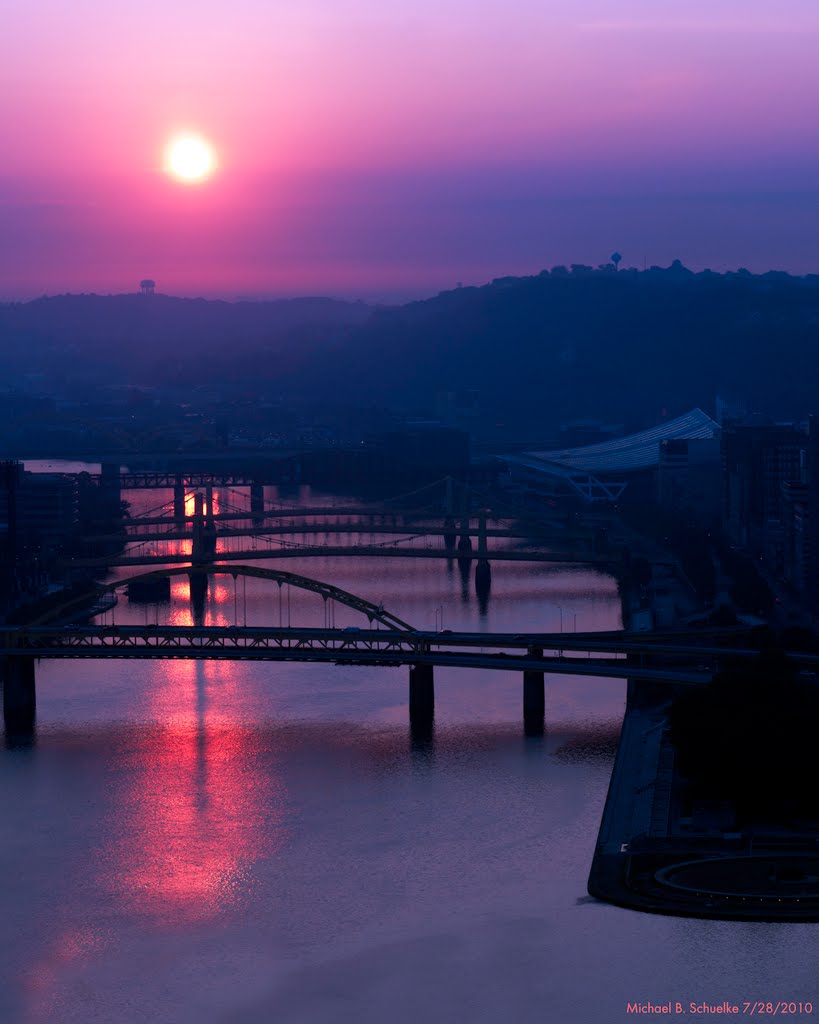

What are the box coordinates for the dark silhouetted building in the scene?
[721,418,805,576]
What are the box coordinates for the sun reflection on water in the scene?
[101,569,285,924]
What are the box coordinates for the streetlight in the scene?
[543,600,564,658]
[544,600,563,633]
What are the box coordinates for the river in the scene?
[1,482,816,1022]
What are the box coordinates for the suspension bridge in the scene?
[70,476,615,579]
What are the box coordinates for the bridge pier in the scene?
[443,517,457,552]
[475,558,491,592]
[3,655,36,735]
[409,664,434,728]
[523,648,545,736]
[189,572,208,624]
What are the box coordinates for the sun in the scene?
[164,133,217,184]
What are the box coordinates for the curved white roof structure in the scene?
[501,408,720,502]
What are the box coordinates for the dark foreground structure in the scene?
[589,680,819,921]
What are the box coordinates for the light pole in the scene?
[545,600,563,633]
[543,600,564,658]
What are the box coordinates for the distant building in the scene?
[721,419,805,570]
[657,437,722,526]
[369,424,470,480]
[0,465,79,547]
[782,478,811,593]
[781,416,819,598]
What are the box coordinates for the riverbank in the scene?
[588,679,819,921]
[589,532,819,921]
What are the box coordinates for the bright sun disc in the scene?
[165,134,217,183]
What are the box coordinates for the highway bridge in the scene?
[0,560,795,739]
[5,619,812,738]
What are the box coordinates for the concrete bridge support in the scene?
[523,648,545,736]
[409,664,434,728]
[189,572,208,623]
[3,655,36,734]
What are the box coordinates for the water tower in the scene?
[139,279,156,296]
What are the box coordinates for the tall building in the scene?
[657,437,722,526]
[0,465,79,546]
[721,418,805,575]
[781,416,819,599]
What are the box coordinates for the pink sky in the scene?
[3,0,819,298]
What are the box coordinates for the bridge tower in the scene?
[191,493,204,561]
[475,510,491,596]
[202,488,218,558]
[250,481,264,524]
[442,477,458,551]
[173,475,186,526]
[457,516,472,558]
[189,493,210,615]
[523,647,545,736]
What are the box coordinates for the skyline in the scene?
[4,0,819,298]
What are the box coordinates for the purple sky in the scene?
[3,0,819,299]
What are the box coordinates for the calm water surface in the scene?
[2,484,816,1022]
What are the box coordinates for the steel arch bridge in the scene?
[36,563,417,633]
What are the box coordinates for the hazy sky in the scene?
[3,0,819,298]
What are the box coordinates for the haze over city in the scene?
[4,0,819,298]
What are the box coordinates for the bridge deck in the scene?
[4,625,809,684]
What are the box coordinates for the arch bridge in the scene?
[4,564,790,742]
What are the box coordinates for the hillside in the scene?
[4,266,819,434]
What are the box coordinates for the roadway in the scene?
[4,624,815,683]
[0,624,709,684]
